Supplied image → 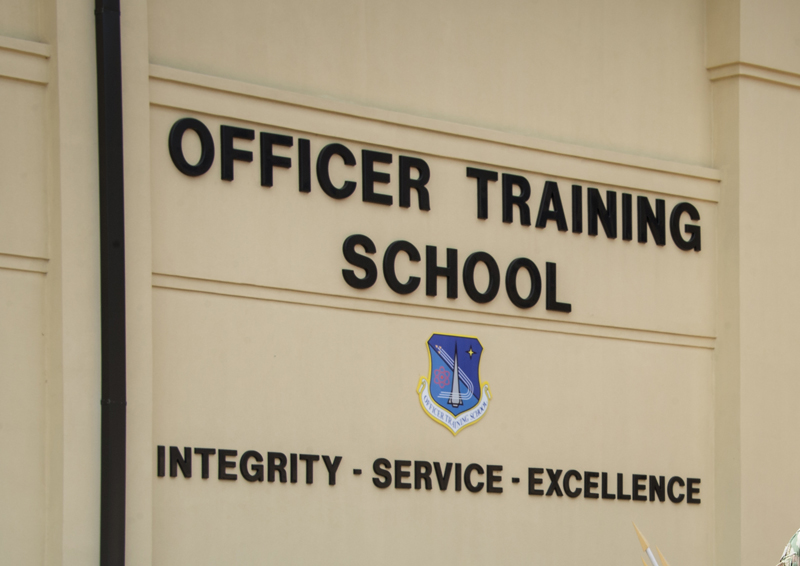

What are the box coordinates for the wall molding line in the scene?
[708,61,800,90]
[149,64,721,202]
[153,272,716,350]
[0,35,50,84]
[0,252,48,274]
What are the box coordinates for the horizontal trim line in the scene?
[153,273,716,350]
[0,35,49,84]
[0,252,48,273]
[708,61,800,90]
[0,35,51,58]
[149,64,720,184]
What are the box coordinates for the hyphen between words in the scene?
[169,118,703,312]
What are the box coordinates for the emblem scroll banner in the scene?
[417,378,491,435]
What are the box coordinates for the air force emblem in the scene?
[417,334,491,435]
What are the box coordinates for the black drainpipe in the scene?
[95,0,126,565]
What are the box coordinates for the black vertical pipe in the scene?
[95,0,126,565]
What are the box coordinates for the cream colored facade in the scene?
[1,1,799,565]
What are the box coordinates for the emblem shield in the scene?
[417,333,491,435]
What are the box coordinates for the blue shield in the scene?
[427,334,483,417]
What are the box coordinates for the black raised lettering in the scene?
[583,471,599,499]
[564,470,582,498]
[588,188,617,239]
[502,173,531,225]
[649,475,665,502]
[622,193,633,240]
[572,185,583,233]
[601,472,615,500]
[220,125,254,181]
[317,143,357,199]
[298,138,311,192]
[668,476,685,503]
[299,454,319,484]
[383,240,421,295]
[506,258,541,309]
[260,132,293,187]
[687,477,701,504]
[362,149,393,205]
[268,452,288,483]
[372,458,392,488]
[323,455,342,486]
[535,181,568,231]
[617,473,631,500]
[170,446,191,478]
[464,464,484,493]
[546,262,571,313]
[399,156,430,210]
[487,465,503,494]
[415,461,433,490]
[528,467,544,495]
[466,167,498,220]
[395,460,411,489]
[342,234,378,290]
[434,462,452,491]
[240,450,264,482]
[637,196,666,245]
[194,447,216,479]
[463,251,500,303]
[157,445,165,477]
[426,246,458,298]
[546,468,563,496]
[218,449,238,480]
[632,474,647,501]
[169,118,214,177]
[670,202,701,251]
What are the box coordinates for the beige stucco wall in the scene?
[717,77,800,566]
[0,6,49,563]
[146,2,718,563]
[0,0,40,42]
[0,1,103,565]
[144,84,717,562]
[708,1,800,564]
[0,0,798,565]
[149,0,713,166]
